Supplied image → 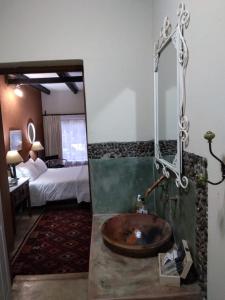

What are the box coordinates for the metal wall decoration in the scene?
[154,3,190,189]
[204,131,225,185]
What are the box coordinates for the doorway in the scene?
[0,60,92,278]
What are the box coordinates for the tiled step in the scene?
[12,273,88,300]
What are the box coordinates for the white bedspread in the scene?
[29,165,90,206]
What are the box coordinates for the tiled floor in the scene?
[12,273,88,300]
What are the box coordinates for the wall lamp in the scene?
[204,131,225,185]
[6,150,23,180]
[14,84,23,97]
[31,141,44,158]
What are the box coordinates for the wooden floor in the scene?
[10,208,43,259]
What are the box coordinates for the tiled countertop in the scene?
[88,214,202,300]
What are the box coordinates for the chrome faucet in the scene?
[144,175,167,198]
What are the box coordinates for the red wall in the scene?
[0,76,44,160]
[0,75,44,252]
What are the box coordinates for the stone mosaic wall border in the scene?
[183,151,208,298]
[159,140,177,156]
[88,140,177,159]
[88,141,154,159]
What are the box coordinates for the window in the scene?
[61,115,87,162]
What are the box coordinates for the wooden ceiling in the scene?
[6,72,83,95]
[0,60,84,95]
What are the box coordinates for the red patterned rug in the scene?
[11,207,92,276]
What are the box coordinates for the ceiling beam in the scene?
[6,74,51,95]
[7,76,83,85]
[57,72,79,94]
[0,60,83,75]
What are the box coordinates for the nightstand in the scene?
[9,177,31,233]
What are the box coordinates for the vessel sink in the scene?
[101,213,173,258]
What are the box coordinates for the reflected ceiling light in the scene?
[14,85,23,97]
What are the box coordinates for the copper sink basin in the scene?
[101,214,173,258]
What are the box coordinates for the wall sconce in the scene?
[31,141,44,157]
[14,84,23,98]
[6,150,23,179]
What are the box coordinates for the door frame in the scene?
[0,192,11,300]
[0,59,93,277]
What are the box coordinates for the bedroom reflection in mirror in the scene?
[0,62,92,277]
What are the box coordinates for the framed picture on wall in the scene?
[10,130,22,151]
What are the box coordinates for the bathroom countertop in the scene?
[88,214,202,300]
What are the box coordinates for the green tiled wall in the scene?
[154,163,197,266]
[89,157,154,214]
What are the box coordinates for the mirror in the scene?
[158,41,177,162]
[154,3,190,188]
[27,122,36,144]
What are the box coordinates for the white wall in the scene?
[0,0,154,143]
[152,1,225,299]
[42,90,85,115]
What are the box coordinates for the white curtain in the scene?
[60,115,87,162]
[43,116,62,158]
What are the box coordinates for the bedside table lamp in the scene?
[31,141,44,157]
[6,150,23,179]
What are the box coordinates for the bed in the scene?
[29,165,90,206]
[16,159,90,207]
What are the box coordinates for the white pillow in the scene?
[15,162,25,178]
[33,158,47,173]
[19,160,41,181]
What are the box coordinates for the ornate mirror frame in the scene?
[154,3,190,188]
